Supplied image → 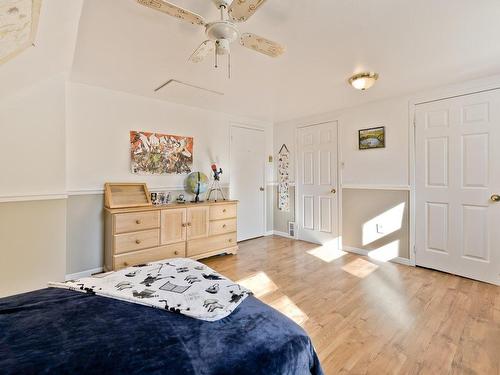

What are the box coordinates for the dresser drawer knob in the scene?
[124,262,129,267]
[228,239,232,243]
[222,224,227,228]
[136,220,141,224]
[174,251,179,255]
[135,239,141,244]
[223,209,227,213]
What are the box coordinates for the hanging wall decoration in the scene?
[130,131,193,174]
[278,144,290,212]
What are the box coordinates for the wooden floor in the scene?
[202,236,500,375]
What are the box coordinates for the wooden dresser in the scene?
[104,201,238,271]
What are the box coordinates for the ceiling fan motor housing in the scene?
[206,21,239,43]
[215,39,230,55]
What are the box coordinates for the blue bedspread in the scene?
[0,288,323,375]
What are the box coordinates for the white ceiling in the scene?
[70,0,500,122]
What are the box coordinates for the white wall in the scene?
[0,74,67,198]
[0,75,68,296]
[274,95,410,187]
[67,82,272,193]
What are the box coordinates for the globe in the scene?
[185,172,209,202]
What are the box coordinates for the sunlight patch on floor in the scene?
[368,240,400,262]
[307,246,347,263]
[237,271,278,298]
[341,258,379,278]
[269,295,309,326]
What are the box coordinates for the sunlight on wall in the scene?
[237,271,279,298]
[269,295,309,326]
[368,240,400,262]
[362,203,405,246]
[341,258,379,278]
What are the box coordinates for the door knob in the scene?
[491,194,500,202]
[331,188,336,194]
[259,187,265,191]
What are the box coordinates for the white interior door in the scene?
[415,90,500,285]
[297,122,339,247]
[230,126,265,241]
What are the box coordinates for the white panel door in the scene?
[415,90,500,285]
[297,122,339,247]
[230,126,265,241]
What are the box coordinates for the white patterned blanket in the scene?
[49,258,252,322]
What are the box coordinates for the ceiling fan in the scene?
[137,0,285,78]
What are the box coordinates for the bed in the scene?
[0,287,323,374]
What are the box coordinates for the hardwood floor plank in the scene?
[202,236,500,374]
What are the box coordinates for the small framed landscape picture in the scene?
[358,126,385,150]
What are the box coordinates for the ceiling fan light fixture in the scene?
[348,72,379,90]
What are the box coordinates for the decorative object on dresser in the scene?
[207,163,226,201]
[104,183,238,271]
[185,171,209,203]
[104,183,152,209]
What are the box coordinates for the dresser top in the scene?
[105,199,238,214]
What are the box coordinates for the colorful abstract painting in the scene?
[130,131,193,174]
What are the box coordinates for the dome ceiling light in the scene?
[348,72,379,91]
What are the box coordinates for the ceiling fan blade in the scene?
[228,0,267,22]
[240,33,285,57]
[188,40,215,63]
[136,0,205,26]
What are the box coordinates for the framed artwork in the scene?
[358,126,385,150]
[130,131,193,174]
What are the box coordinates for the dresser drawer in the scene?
[209,204,237,220]
[114,242,186,270]
[114,211,160,234]
[209,218,237,236]
[187,232,237,257]
[114,229,160,254]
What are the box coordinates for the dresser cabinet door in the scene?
[187,206,209,240]
[161,208,186,245]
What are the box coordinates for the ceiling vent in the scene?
[154,79,224,96]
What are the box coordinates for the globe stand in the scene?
[207,179,226,202]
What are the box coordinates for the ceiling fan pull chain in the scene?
[215,44,218,68]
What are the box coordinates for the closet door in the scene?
[415,90,500,285]
[160,208,186,245]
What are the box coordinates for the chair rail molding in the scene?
[0,193,68,203]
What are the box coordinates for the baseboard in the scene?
[65,267,103,281]
[264,231,274,236]
[270,230,294,239]
[342,246,411,266]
